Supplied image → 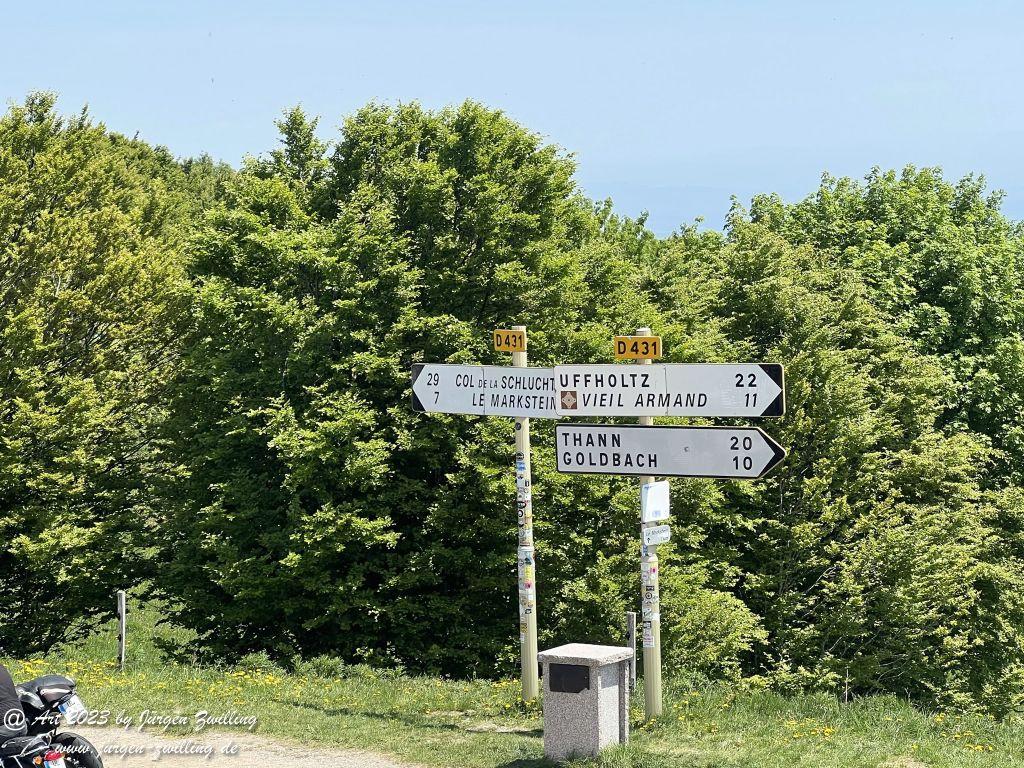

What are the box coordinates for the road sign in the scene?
[614,335,662,360]
[641,480,670,523]
[553,363,784,417]
[643,524,671,546]
[494,328,527,352]
[555,423,786,479]
[411,364,558,418]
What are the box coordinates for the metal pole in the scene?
[636,326,663,719]
[625,610,637,690]
[117,590,127,672]
[513,325,540,701]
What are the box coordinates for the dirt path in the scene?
[72,726,420,768]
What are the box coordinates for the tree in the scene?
[0,94,193,653]
[665,211,1024,712]
[748,168,1024,484]
[157,146,411,658]
[154,104,764,675]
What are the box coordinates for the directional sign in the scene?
[493,329,527,353]
[643,524,671,546]
[641,480,671,523]
[411,364,558,418]
[614,335,662,360]
[554,363,784,418]
[554,423,786,479]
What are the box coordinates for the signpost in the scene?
[554,363,784,417]
[413,328,788,715]
[410,329,546,703]
[552,331,787,722]
[507,326,540,702]
[556,422,785,721]
[632,329,663,719]
[555,424,787,479]
[411,363,557,419]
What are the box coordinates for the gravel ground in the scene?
[70,726,419,768]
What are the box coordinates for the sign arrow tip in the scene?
[760,429,787,477]
[758,363,786,417]
[410,363,426,413]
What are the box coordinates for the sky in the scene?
[3,1,1023,234]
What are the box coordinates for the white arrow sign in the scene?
[411,364,558,418]
[555,424,786,479]
[643,524,672,546]
[553,363,784,417]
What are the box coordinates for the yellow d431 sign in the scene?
[614,335,662,359]
[494,328,527,352]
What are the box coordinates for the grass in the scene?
[4,603,1023,767]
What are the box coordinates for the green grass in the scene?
[5,603,1023,767]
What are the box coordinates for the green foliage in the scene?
[171,103,760,681]
[4,94,1024,713]
[748,168,1024,483]
[292,654,351,679]
[731,178,1024,712]
[0,94,194,653]
[157,163,408,660]
[10,613,1024,768]
[235,651,286,676]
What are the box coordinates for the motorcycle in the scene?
[8,675,102,768]
[0,733,68,768]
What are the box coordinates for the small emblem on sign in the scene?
[560,391,578,410]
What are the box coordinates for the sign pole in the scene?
[636,326,663,720]
[117,589,127,671]
[625,610,637,689]
[511,325,540,701]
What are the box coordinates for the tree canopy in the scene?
[2,94,1022,714]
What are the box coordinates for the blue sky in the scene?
[3,1,1022,234]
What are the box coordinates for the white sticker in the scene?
[641,561,659,585]
[642,621,654,648]
[641,480,671,523]
[643,524,671,546]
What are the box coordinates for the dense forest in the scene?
[2,93,1023,715]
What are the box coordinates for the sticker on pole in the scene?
[643,524,671,546]
[555,423,787,479]
[554,363,784,417]
[641,480,670,522]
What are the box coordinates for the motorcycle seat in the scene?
[16,676,73,696]
[0,734,47,757]
[16,676,73,704]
